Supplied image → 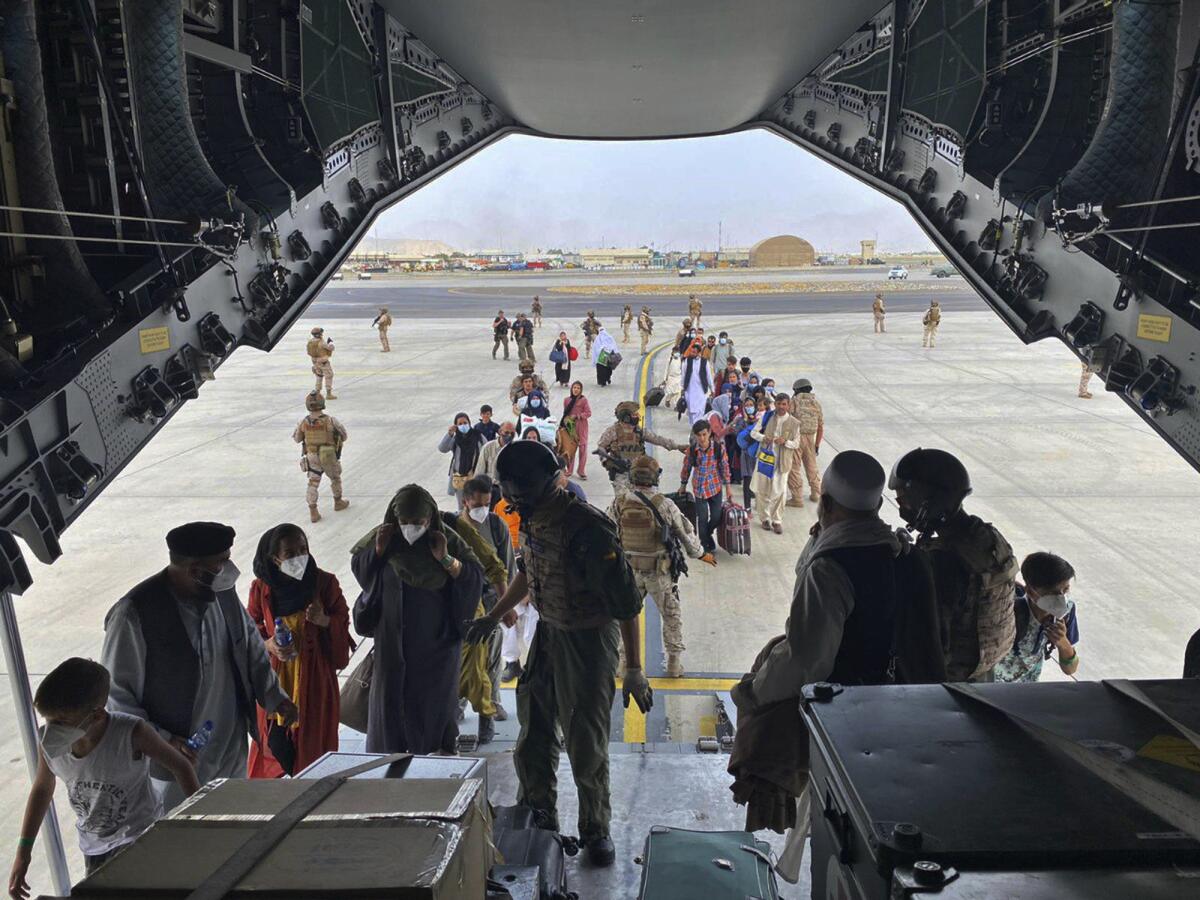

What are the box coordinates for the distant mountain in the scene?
[348,237,459,257]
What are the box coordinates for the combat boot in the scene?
[334,498,350,512]
[309,506,321,523]
[325,391,337,400]
[585,836,616,868]
[666,654,684,678]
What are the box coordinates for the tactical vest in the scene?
[792,395,822,435]
[307,338,330,359]
[522,491,611,629]
[638,314,653,332]
[924,308,941,326]
[929,516,1018,680]
[610,422,645,463]
[615,492,667,570]
[873,299,884,315]
[378,315,392,328]
[300,416,334,452]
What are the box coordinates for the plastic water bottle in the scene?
[186,720,214,753]
[274,617,293,649]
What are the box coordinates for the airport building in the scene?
[748,234,816,267]
[579,246,653,268]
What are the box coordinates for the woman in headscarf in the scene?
[730,397,761,509]
[552,330,574,386]
[351,485,484,754]
[591,324,619,387]
[521,389,550,419]
[437,412,485,510]
[247,523,351,777]
[559,380,592,480]
[662,347,684,411]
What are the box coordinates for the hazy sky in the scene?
[374,130,935,254]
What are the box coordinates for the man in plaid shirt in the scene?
[681,420,733,554]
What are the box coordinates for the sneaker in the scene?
[502,660,523,682]
[584,836,616,868]
[761,520,772,531]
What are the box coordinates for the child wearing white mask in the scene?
[994,552,1080,683]
[11,658,199,890]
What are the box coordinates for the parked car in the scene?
[678,267,695,277]
[331,271,344,281]
[887,266,908,280]
[357,271,373,280]
[931,266,956,278]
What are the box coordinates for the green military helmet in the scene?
[792,378,813,394]
[614,400,640,424]
[642,305,650,312]
[888,447,972,533]
[311,326,323,336]
[305,391,325,412]
[629,454,661,487]
[518,359,536,373]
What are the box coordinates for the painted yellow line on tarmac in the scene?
[285,369,434,376]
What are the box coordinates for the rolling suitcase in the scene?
[492,805,578,900]
[717,502,751,556]
[665,490,697,529]
[644,385,665,407]
[637,825,780,900]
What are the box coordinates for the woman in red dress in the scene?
[247,523,352,777]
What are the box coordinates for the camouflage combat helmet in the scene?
[310,326,323,336]
[629,454,661,487]
[518,359,535,373]
[615,400,640,422]
[305,391,326,412]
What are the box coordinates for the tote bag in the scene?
[338,647,373,734]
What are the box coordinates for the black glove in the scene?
[622,667,653,713]
[463,615,500,645]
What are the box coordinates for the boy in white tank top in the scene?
[10,658,199,894]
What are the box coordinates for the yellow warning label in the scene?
[138,327,171,354]
[1136,314,1172,343]
[1137,734,1200,772]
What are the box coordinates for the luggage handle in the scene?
[822,779,855,865]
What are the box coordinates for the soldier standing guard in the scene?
[620,305,633,344]
[294,392,349,523]
[687,293,703,329]
[610,456,714,677]
[637,305,654,354]
[531,295,543,327]
[787,378,825,507]
[872,293,886,333]
[373,307,393,352]
[922,300,941,348]
[464,440,653,867]
[307,327,336,398]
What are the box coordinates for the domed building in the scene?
[749,235,816,268]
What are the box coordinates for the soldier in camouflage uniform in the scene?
[620,305,634,343]
[464,440,653,868]
[787,378,825,507]
[373,307,392,352]
[306,327,336,398]
[687,294,703,329]
[1078,362,1094,399]
[922,300,941,348]
[596,401,687,497]
[531,295,543,327]
[610,455,714,677]
[889,448,1017,682]
[637,306,654,354]
[872,293,886,333]
[293,392,349,523]
[508,359,549,404]
[581,310,600,357]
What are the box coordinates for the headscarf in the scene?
[709,393,733,424]
[592,328,618,365]
[252,524,316,617]
[524,390,550,419]
[351,485,478,591]
[452,413,482,475]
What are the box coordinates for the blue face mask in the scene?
[719,338,727,345]
[765,387,776,395]
[457,423,470,434]
[531,399,542,408]
[745,406,756,416]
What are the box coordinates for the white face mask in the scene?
[40,711,101,759]
[468,506,489,523]
[400,524,427,545]
[457,423,470,434]
[196,561,240,593]
[279,555,309,580]
[1033,592,1072,621]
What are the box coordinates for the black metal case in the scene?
[801,679,1200,900]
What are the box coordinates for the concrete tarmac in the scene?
[4,290,1200,892]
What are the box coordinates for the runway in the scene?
[309,281,982,320]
